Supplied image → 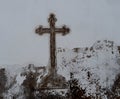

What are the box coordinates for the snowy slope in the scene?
[57,40,120,98]
[0,40,120,98]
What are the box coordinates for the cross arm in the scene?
[55,25,70,36]
[35,25,51,35]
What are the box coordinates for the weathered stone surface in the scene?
[0,68,6,99]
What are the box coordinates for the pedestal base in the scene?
[38,72,68,89]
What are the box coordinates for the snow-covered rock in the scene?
[57,40,120,98]
[0,40,120,99]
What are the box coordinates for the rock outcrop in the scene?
[0,40,120,99]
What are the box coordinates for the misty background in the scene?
[0,0,120,65]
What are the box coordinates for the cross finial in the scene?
[35,14,70,88]
[48,13,57,27]
[35,13,70,71]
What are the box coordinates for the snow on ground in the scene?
[0,40,120,98]
[57,40,120,97]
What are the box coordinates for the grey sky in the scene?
[0,0,120,65]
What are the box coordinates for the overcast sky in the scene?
[0,0,120,65]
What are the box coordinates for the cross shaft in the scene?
[35,13,70,76]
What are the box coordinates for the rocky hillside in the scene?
[0,40,120,99]
[57,40,120,98]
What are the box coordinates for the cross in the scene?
[35,13,70,77]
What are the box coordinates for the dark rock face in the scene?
[22,64,45,99]
[22,72,36,99]
[106,73,120,99]
[0,68,6,99]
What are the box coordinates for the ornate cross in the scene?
[35,13,70,77]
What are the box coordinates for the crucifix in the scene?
[35,13,70,78]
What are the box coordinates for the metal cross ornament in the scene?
[35,13,70,77]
